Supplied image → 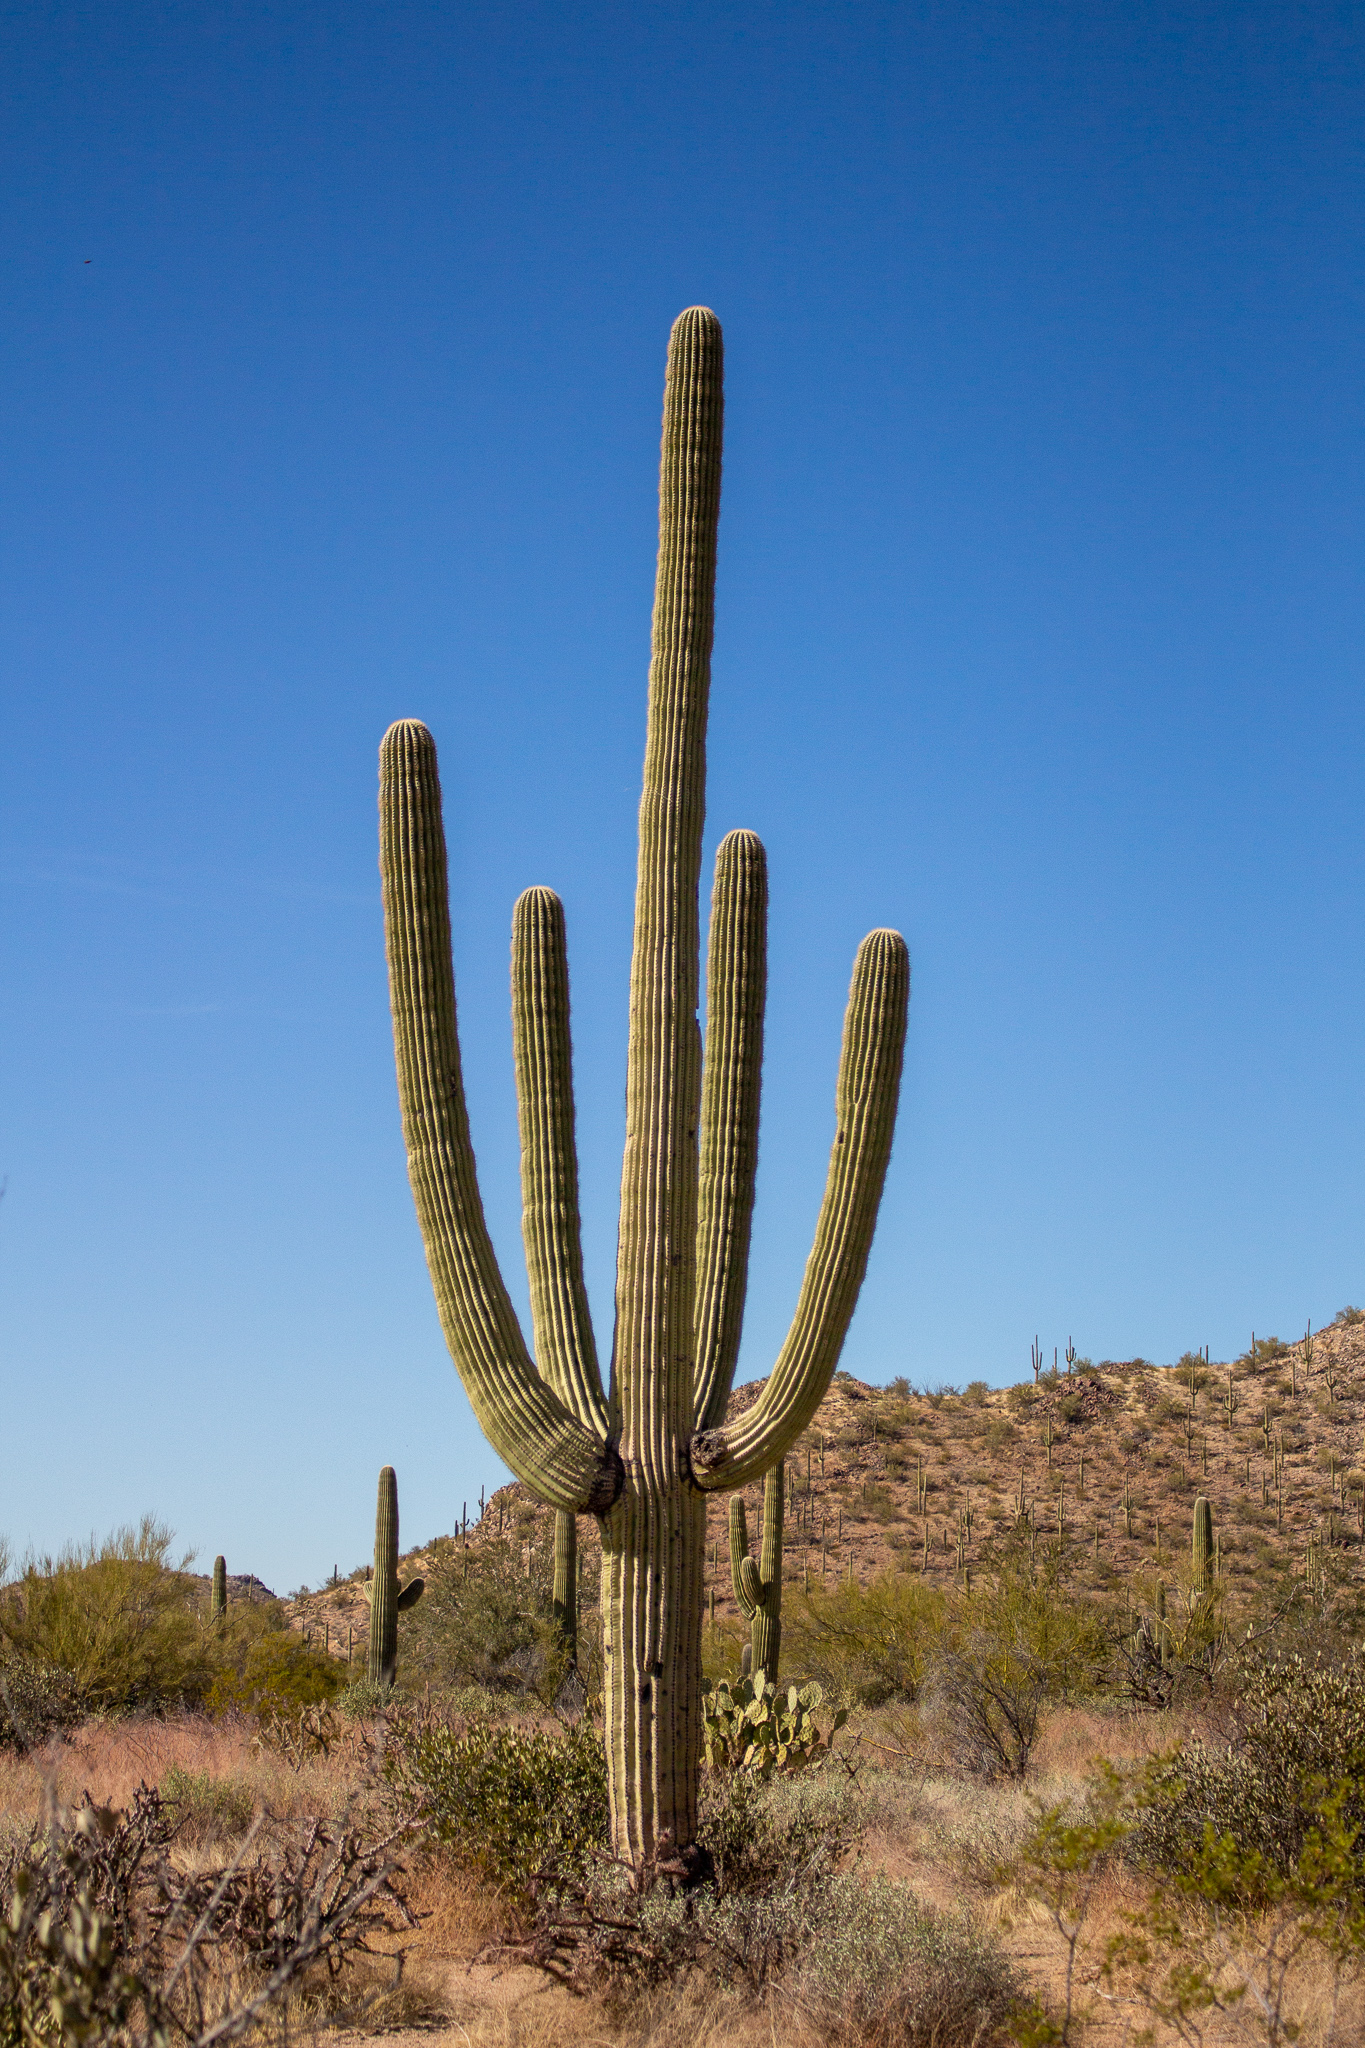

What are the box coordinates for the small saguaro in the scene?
[729,1467,785,1681]
[364,1466,425,1689]
[1192,1494,1214,1596]
[210,1555,227,1622]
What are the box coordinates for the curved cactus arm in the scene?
[396,1577,425,1612]
[694,830,767,1432]
[728,1496,757,1617]
[380,719,620,1516]
[752,1465,784,1678]
[552,1509,579,1663]
[759,1463,783,1591]
[692,929,910,1491]
[613,306,723,1454]
[511,886,609,1439]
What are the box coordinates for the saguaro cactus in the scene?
[211,1555,227,1622]
[730,1468,784,1681]
[379,307,909,1864]
[1192,1495,1214,1595]
[365,1466,425,1689]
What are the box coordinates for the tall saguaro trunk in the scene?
[379,307,910,1865]
[602,309,723,1865]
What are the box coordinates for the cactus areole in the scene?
[379,307,909,1866]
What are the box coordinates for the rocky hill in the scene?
[285,1313,1365,1658]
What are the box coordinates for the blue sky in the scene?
[3,1,1362,1592]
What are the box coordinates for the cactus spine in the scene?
[378,308,909,1864]
[365,1466,424,1689]
[729,1467,784,1680]
[211,1555,227,1622]
[1193,1494,1214,1594]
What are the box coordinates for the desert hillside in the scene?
[285,1314,1365,1653]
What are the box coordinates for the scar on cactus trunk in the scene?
[379,307,909,1865]
[364,1466,424,1689]
[730,1468,784,1682]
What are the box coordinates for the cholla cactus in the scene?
[730,1467,784,1681]
[211,1555,227,1622]
[378,307,909,1864]
[365,1466,424,1689]
[1193,1495,1214,1595]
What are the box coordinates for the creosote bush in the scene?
[385,1712,609,1901]
[204,1628,343,1720]
[397,1532,592,1704]
[1130,1649,1365,1897]
[783,1575,948,1707]
[794,1875,1022,2046]
[159,1765,255,1845]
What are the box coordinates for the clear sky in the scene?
[3,2,1362,1593]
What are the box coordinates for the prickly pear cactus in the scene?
[701,1670,846,1780]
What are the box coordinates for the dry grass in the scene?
[0,1711,360,1839]
[4,1707,1363,2044]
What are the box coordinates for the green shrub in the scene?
[700,1770,862,1897]
[160,1765,254,1843]
[783,1574,948,1706]
[795,1875,1022,2045]
[205,1629,342,1719]
[1130,1650,1365,1897]
[0,1520,211,1712]
[926,1568,1109,1779]
[0,1649,82,1753]
[386,1716,608,1899]
[395,1534,588,1703]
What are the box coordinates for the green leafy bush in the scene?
[701,1672,846,1779]
[700,1771,862,1896]
[0,1648,82,1752]
[395,1534,588,1703]
[782,1574,948,1706]
[1130,1651,1365,1896]
[0,1519,211,1713]
[926,1568,1109,1780]
[205,1629,343,1719]
[386,1715,608,1899]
